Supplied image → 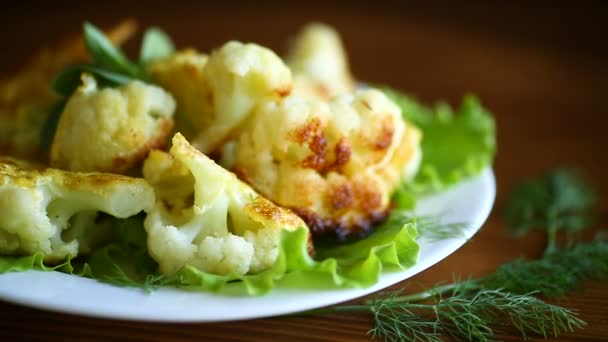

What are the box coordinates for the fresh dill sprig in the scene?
[384,209,469,242]
[307,288,585,342]
[80,216,177,293]
[481,240,608,297]
[504,168,595,254]
[369,289,585,342]
[395,239,608,300]
[97,264,174,293]
[415,215,468,242]
[303,168,603,341]
[364,238,608,298]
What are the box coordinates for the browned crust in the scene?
[290,119,353,174]
[268,174,388,240]
[290,117,327,171]
[373,121,394,150]
[61,172,141,190]
[329,182,383,213]
[330,183,354,209]
[332,138,352,169]
[233,156,387,241]
[291,117,324,144]
[293,207,389,241]
[246,196,303,227]
[244,193,315,256]
[0,156,143,192]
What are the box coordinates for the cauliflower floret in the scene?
[0,20,137,161]
[149,42,292,154]
[0,157,154,262]
[147,49,209,139]
[229,89,422,239]
[143,133,308,276]
[286,23,355,100]
[50,74,176,173]
[243,227,281,274]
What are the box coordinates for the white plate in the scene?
[0,168,495,322]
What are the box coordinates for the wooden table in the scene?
[1,1,607,341]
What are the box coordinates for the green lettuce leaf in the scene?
[0,213,419,296]
[0,253,82,275]
[176,217,418,296]
[382,87,496,207]
[0,253,57,273]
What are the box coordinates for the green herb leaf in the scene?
[83,22,142,78]
[38,99,66,151]
[52,64,134,96]
[140,27,175,65]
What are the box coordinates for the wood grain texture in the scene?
[1,1,607,341]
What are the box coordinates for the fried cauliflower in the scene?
[147,49,208,139]
[143,133,308,276]
[286,23,355,100]
[149,41,292,154]
[229,89,422,239]
[50,74,175,173]
[0,20,137,161]
[0,157,154,262]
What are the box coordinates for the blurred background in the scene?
[0,0,607,200]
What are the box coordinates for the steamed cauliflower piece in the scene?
[143,133,308,276]
[0,157,154,262]
[286,23,355,100]
[229,89,422,239]
[50,74,176,173]
[149,41,292,154]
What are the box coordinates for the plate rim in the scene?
[0,168,496,322]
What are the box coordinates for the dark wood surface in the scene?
[1,2,607,341]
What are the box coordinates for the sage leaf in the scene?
[84,21,141,77]
[52,64,134,96]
